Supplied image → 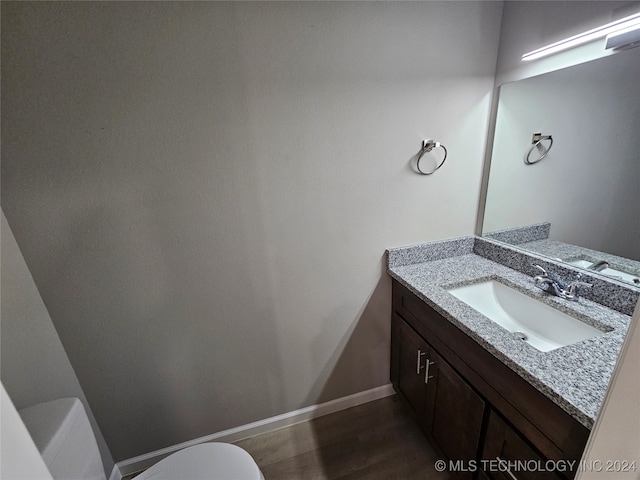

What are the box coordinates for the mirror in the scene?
[481,46,640,286]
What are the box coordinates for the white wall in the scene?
[0,212,114,473]
[1,2,503,461]
[577,304,640,480]
[484,47,640,260]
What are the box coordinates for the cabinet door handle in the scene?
[424,360,435,384]
[416,350,426,374]
[496,457,519,480]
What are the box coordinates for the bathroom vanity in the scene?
[387,38,640,480]
[387,237,634,480]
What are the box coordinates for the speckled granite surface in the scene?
[484,222,551,245]
[484,224,640,287]
[387,238,632,430]
[386,236,475,267]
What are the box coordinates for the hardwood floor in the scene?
[125,395,451,480]
[234,395,451,480]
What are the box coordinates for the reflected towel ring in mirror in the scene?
[525,133,553,165]
[416,140,448,175]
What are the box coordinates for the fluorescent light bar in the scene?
[522,12,640,61]
[605,23,640,50]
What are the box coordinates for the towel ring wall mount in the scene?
[416,140,448,175]
[525,132,553,165]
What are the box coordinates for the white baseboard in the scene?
[114,383,395,479]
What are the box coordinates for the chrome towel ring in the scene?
[525,133,553,165]
[416,140,448,175]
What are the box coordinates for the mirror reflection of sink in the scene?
[567,259,640,284]
[447,280,607,352]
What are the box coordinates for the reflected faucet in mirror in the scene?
[585,260,609,272]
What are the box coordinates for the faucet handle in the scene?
[532,264,547,276]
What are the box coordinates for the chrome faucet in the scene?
[532,265,592,301]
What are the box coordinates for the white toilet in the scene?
[19,397,265,480]
[133,442,264,480]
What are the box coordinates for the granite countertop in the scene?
[387,248,631,429]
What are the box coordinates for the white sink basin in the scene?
[568,259,640,284]
[447,280,606,352]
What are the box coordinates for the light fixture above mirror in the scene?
[522,11,640,61]
[605,22,640,50]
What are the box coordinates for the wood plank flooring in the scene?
[125,395,451,480]
[234,395,451,480]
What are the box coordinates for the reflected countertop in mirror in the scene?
[480,46,640,286]
[485,223,640,286]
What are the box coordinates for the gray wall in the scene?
[1,1,502,460]
[1,212,114,474]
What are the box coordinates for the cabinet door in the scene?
[391,314,429,418]
[482,410,567,480]
[424,349,486,478]
[477,470,492,480]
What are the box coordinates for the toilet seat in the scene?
[134,443,264,480]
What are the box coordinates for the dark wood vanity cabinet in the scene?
[392,313,485,479]
[481,410,564,480]
[424,347,486,476]
[390,279,590,480]
[392,313,429,419]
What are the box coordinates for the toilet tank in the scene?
[19,398,106,480]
